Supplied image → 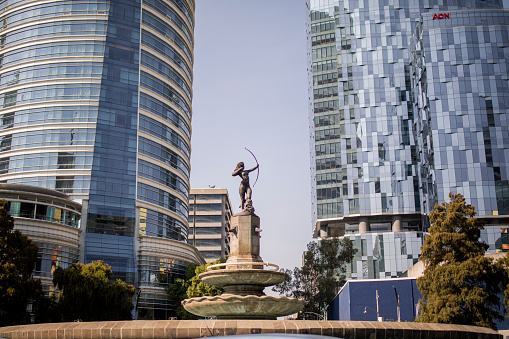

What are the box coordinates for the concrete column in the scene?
[320,226,327,238]
[392,215,402,232]
[359,217,369,234]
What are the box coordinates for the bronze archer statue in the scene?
[232,161,258,211]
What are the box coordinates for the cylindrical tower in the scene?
[0,0,202,319]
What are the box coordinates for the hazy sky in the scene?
[190,0,312,271]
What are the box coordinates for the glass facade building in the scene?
[410,9,509,251]
[0,184,82,295]
[0,0,205,319]
[308,0,507,279]
[188,188,233,262]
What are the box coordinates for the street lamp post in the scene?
[363,289,382,321]
[392,285,401,322]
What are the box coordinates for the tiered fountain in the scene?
[182,203,304,319]
[182,161,304,319]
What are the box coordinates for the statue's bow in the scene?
[245,147,259,187]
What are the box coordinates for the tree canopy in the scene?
[52,260,134,321]
[0,199,43,326]
[417,193,509,329]
[273,237,356,319]
[167,260,224,319]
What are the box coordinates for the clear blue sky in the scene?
[190,0,312,271]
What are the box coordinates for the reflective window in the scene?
[137,182,188,218]
[143,0,193,41]
[2,129,95,151]
[139,137,190,178]
[140,92,190,135]
[194,238,222,247]
[139,114,190,157]
[139,208,187,241]
[0,84,100,107]
[0,152,93,174]
[2,21,107,48]
[138,159,188,196]
[141,30,192,81]
[193,227,222,235]
[0,62,103,89]
[142,11,192,62]
[6,176,90,194]
[198,251,222,259]
[2,2,109,29]
[140,72,191,118]
[141,51,191,100]
[34,243,79,278]
[138,255,188,288]
[0,41,105,69]
[0,107,98,130]
[9,201,80,227]
[195,194,221,201]
[189,203,221,212]
[192,215,222,223]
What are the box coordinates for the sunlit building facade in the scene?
[308,0,506,279]
[188,188,232,262]
[410,8,509,253]
[0,0,204,319]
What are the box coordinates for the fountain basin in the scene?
[199,269,287,296]
[182,293,304,319]
[200,269,285,287]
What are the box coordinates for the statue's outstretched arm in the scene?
[246,164,259,173]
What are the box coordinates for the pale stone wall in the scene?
[0,320,501,339]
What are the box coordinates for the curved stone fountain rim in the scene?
[0,320,501,339]
[206,262,279,271]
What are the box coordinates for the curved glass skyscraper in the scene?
[0,0,203,319]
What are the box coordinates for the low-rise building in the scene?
[0,183,82,295]
[188,188,232,262]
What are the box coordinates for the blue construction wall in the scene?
[330,278,509,330]
[329,280,349,321]
[336,278,421,322]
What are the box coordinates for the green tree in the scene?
[53,260,134,321]
[167,260,224,319]
[272,238,356,319]
[417,193,508,329]
[0,199,42,326]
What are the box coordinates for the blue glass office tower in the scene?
[308,0,505,279]
[410,9,509,252]
[0,0,204,318]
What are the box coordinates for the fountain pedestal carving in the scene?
[182,213,304,319]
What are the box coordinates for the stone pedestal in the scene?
[227,214,263,269]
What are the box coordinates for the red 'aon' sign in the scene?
[433,13,450,20]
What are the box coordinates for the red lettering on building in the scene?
[433,13,450,20]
